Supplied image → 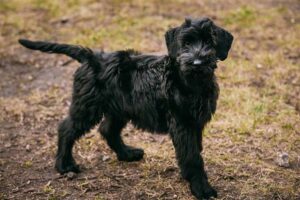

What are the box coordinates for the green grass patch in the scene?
[224,6,257,27]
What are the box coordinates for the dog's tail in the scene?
[18,39,95,64]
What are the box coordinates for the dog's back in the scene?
[96,51,170,133]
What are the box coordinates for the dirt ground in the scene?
[0,0,299,199]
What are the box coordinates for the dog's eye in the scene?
[184,42,191,46]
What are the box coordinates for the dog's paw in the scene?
[190,178,217,200]
[117,146,144,162]
[55,158,80,174]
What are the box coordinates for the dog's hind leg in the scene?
[55,113,102,174]
[56,112,102,174]
[99,116,144,162]
[55,76,102,174]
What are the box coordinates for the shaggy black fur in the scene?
[19,17,233,200]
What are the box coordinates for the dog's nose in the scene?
[193,59,202,65]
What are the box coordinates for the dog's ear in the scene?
[165,27,180,58]
[213,25,234,61]
[184,17,192,27]
[200,18,214,31]
[165,19,193,58]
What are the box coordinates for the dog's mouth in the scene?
[187,61,217,74]
[198,65,216,75]
[179,64,216,79]
[178,53,217,75]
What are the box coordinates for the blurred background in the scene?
[0,0,299,199]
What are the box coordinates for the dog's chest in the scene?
[192,96,215,122]
[186,95,214,121]
[170,82,218,126]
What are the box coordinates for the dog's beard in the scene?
[177,52,217,77]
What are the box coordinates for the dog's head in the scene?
[165,17,233,75]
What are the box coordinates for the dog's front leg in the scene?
[170,120,217,200]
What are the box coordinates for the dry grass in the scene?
[0,0,299,199]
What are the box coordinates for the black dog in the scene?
[19,17,233,200]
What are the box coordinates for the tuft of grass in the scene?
[43,181,55,194]
[22,160,33,168]
[94,195,105,200]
